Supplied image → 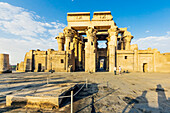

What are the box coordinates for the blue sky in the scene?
[0,0,170,64]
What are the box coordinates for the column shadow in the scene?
[122,84,170,113]
[156,84,170,112]
[91,96,96,113]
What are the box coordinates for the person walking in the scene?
[114,66,117,75]
[119,66,121,75]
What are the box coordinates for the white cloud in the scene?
[127,26,131,29]
[0,37,57,65]
[167,31,170,35]
[145,30,150,33]
[0,2,66,65]
[132,32,170,53]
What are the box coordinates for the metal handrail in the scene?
[58,83,86,99]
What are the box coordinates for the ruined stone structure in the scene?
[16,11,170,73]
[0,54,11,74]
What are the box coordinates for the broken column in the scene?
[0,54,11,74]
[124,31,133,50]
[56,33,65,51]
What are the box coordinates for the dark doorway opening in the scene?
[143,63,148,72]
[38,63,42,72]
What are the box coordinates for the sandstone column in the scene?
[124,35,133,50]
[63,27,75,51]
[46,49,54,72]
[120,33,124,50]
[63,27,75,72]
[85,27,97,72]
[78,41,83,70]
[56,33,65,51]
[134,49,138,72]
[73,37,79,70]
[106,37,110,71]
[121,40,124,50]
[82,44,85,70]
[123,31,133,50]
[108,26,118,72]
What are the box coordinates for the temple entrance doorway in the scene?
[38,63,42,72]
[100,59,104,69]
[97,39,108,72]
[143,63,148,72]
[97,56,107,71]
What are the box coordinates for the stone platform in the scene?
[0,72,83,109]
[6,83,77,109]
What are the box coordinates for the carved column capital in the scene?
[124,36,133,43]
[108,26,118,36]
[123,31,133,50]
[56,33,65,51]
[123,30,131,36]
[56,33,65,42]
[63,27,75,37]
[124,31,133,42]
[86,27,98,38]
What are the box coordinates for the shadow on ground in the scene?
[60,83,99,108]
[122,84,170,113]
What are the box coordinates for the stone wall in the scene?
[34,50,47,72]
[47,50,67,72]
[117,48,170,73]
[154,52,170,72]
[16,62,25,72]
[117,50,134,72]
[16,49,72,72]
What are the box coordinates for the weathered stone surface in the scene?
[6,81,77,109]
[0,54,11,74]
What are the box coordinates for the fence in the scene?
[57,78,88,113]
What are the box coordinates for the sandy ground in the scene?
[0,72,170,113]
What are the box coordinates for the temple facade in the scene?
[16,11,170,73]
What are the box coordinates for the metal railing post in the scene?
[86,78,88,88]
[47,77,48,85]
[71,90,73,113]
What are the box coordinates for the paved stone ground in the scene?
[0,72,170,113]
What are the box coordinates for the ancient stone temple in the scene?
[16,11,170,73]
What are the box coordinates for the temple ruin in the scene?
[16,11,170,73]
[0,54,11,74]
